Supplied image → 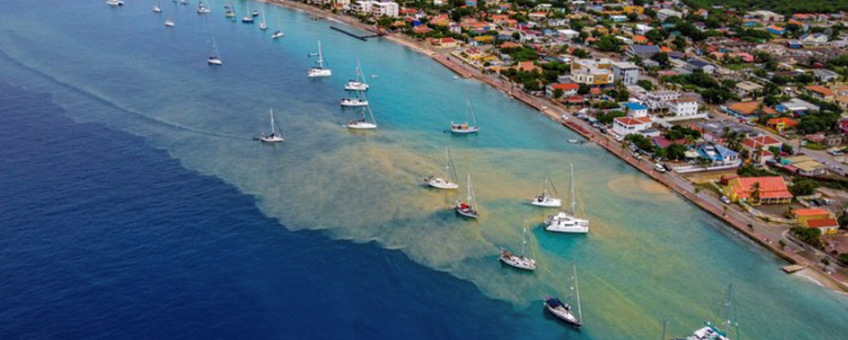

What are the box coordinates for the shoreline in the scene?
[265,0,848,293]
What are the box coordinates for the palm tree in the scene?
[722,127,743,152]
[751,181,762,204]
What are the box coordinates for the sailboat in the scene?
[180,0,188,5]
[196,1,211,14]
[345,61,370,91]
[544,264,583,328]
[164,19,175,27]
[674,283,738,340]
[225,1,236,18]
[454,173,479,219]
[345,102,378,130]
[207,35,222,66]
[424,147,459,190]
[531,172,562,207]
[340,91,369,107]
[499,221,537,271]
[307,41,332,77]
[242,2,254,23]
[271,30,285,39]
[450,98,479,134]
[259,9,268,30]
[259,109,284,143]
[545,164,589,233]
[106,0,125,6]
[153,0,162,13]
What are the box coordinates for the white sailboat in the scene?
[271,30,285,39]
[674,283,738,340]
[454,173,479,219]
[545,164,589,233]
[340,91,369,107]
[259,109,284,143]
[164,19,175,27]
[544,264,583,328]
[197,1,211,14]
[345,61,370,91]
[345,103,378,130]
[242,2,254,23]
[106,0,124,6]
[450,98,479,134]
[207,35,222,66]
[225,1,236,18]
[259,9,268,30]
[531,172,562,207]
[307,41,332,77]
[499,221,538,271]
[153,0,162,13]
[180,0,188,5]
[424,147,459,190]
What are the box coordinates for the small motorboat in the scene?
[242,16,254,23]
[340,98,368,107]
[450,122,479,134]
[164,19,175,27]
[271,31,285,39]
[259,22,268,30]
[568,139,579,143]
[106,0,124,6]
[252,10,259,17]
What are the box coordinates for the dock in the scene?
[782,265,806,274]
[329,26,383,41]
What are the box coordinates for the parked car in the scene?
[720,196,731,204]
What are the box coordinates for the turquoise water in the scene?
[0,1,846,338]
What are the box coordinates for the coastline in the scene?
[265,0,848,293]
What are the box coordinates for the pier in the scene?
[329,26,383,41]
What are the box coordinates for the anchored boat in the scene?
[307,41,332,78]
[544,264,583,328]
[346,100,377,130]
[345,61,370,91]
[207,35,222,66]
[259,109,284,143]
[454,173,479,219]
[531,172,562,208]
[450,98,479,134]
[499,221,537,271]
[545,164,589,233]
[424,147,459,190]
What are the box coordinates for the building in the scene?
[784,155,827,176]
[766,117,798,132]
[627,44,661,59]
[776,98,819,116]
[546,83,579,98]
[657,9,683,21]
[800,33,829,44]
[351,0,373,14]
[684,58,717,74]
[622,102,648,117]
[812,69,839,83]
[668,97,700,118]
[725,101,777,120]
[735,81,763,100]
[644,91,680,111]
[612,62,640,86]
[722,176,793,205]
[792,208,832,226]
[807,218,840,235]
[371,1,399,17]
[804,86,835,102]
[570,58,614,87]
[612,116,652,137]
[697,143,741,167]
[746,10,785,22]
[741,135,783,153]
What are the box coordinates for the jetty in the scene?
[782,265,806,274]
[329,26,383,41]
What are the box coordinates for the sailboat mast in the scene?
[444,148,451,180]
[570,164,576,215]
[269,109,276,135]
[661,320,668,340]
[521,222,527,257]
[573,263,583,322]
[317,41,324,68]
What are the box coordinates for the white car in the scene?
[720,196,731,204]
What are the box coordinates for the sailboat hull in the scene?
[346,122,377,130]
[455,207,479,219]
[308,68,332,77]
[545,304,582,328]
[450,126,479,134]
[425,178,459,190]
[531,197,562,208]
[499,254,537,271]
[260,136,284,143]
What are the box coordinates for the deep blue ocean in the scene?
[0,81,541,339]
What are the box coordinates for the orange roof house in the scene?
[727,101,778,118]
[766,117,798,132]
[804,85,835,101]
[516,61,539,72]
[722,176,792,205]
[807,218,840,234]
[792,208,832,227]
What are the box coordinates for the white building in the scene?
[371,1,398,17]
[612,61,640,86]
[351,0,372,14]
[644,91,680,111]
[657,9,683,21]
[668,98,700,118]
[612,116,653,138]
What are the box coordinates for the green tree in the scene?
[790,179,818,196]
[666,143,687,160]
[791,226,822,248]
[553,88,564,99]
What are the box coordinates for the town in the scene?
[292,0,848,288]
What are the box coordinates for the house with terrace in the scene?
[722,176,793,205]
